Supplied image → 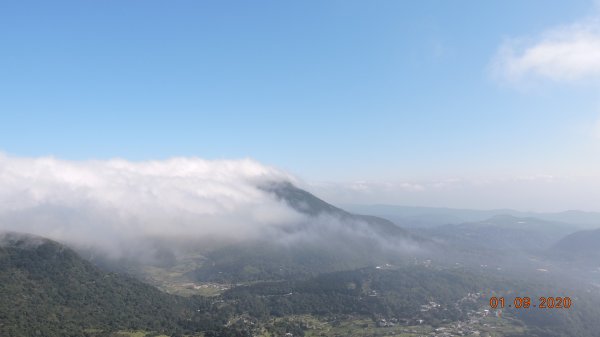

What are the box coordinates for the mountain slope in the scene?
[0,232,216,337]
[262,181,412,238]
[188,182,426,283]
[551,228,600,261]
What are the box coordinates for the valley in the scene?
[2,183,600,337]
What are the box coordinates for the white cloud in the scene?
[0,154,302,256]
[492,18,600,83]
[0,154,426,260]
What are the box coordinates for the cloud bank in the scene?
[0,154,302,257]
[492,17,600,83]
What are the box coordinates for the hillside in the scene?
[187,182,426,282]
[262,181,412,238]
[0,232,224,337]
[551,228,600,261]
[4,231,600,337]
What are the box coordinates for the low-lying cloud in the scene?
[0,153,303,257]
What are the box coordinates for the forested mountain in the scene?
[262,181,413,238]
[3,231,600,337]
[0,232,194,336]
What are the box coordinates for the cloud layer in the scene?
[0,154,301,256]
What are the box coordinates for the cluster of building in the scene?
[371,292,504,337]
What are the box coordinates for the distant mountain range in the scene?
[421,214,578,253]
[342,204,600,229]
[551,228,600,261]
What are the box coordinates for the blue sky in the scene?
[2,1,600,210]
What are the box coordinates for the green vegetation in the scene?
[263,314,527,337]
[2,233,600,337]
[140,260,229,297]
[0,235,220,337]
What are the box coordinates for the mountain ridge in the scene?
[342,203,600,228]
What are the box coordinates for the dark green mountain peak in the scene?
[260,180,410,238]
